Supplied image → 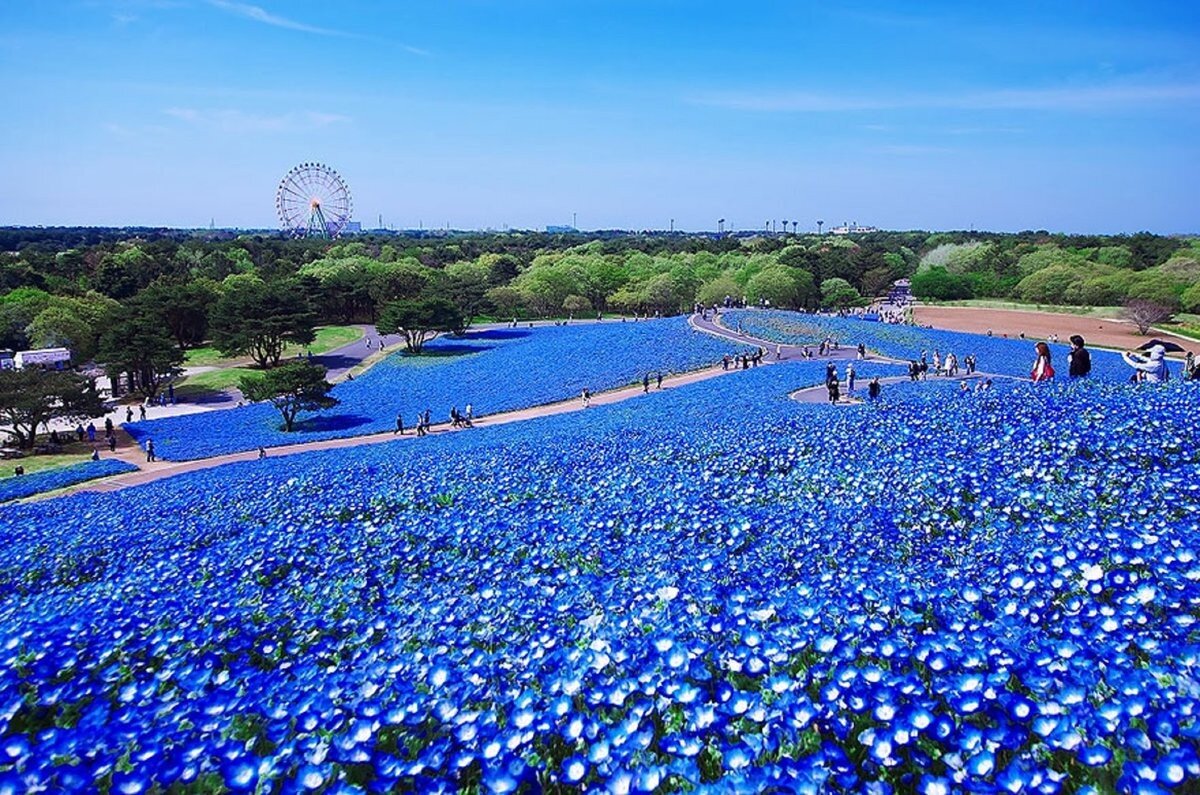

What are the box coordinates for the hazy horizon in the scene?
[2,1,1198,234]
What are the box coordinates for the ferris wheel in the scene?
[275,162,353,238]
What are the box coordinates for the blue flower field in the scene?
[726,309,1132,380]
[0,459,137,504]
[1,329,1198,792]
[124,320,742,461]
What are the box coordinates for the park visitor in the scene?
[1122,345,1170,383]
[868,377,881,400]
[145,439,155,463]
[1031,342,1055,383]
[394,413,404,435]
[1068,335,1091,378]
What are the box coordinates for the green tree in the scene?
[240,362,339,432]
[376,298,464,354]
[134,278,219,351]
[1126,270,1183,311]
[744,267,807,308]
[0,368,107,449]
[0,287,54,350]
[1181,282,1200,314]
[437,260,492,329]
[820,277,862,309]
[562,294,592,315]
[209,280,317,368]
[98,307,185,399]
[696,276,742,308]
[912,267,973,301]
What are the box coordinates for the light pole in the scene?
[670,218,674,233]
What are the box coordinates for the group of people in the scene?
[1031,335,1198,384]
[393,404,477,437]
[823,362,882,404]
[906,350,979,381]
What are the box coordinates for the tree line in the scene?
[0,228,1196,387]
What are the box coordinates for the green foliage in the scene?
[744,266,814,309]
[239,362,338,432]
[0,368,106,449]
[377,298,464,353]
[1181,282,1200,314]
[820,277,862,309]
[695,276,742,308]
[133,278,219,351]
[26,293,118,362]
[1092,246,1134,269]
[1125,270,1184,311]
[97,304,185,399]
[911,267,973,301]
[210,280,317,368]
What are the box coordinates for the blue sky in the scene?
[1,1,1198,233]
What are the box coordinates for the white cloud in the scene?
[207,0,350,37]
[690,81,1200,113]
[165,107,349,133]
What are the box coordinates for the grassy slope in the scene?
[177,326,363,397]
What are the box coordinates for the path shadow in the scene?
[292,414,374,433]
[407,344,492,358]
[312,354,358,371]
[467,329,531,341]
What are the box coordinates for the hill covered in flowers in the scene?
[1,344,1197,791]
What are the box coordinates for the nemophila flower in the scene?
[1,331,1198,791]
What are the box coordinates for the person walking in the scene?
[126,407,133,423]
[581,388,591,408]
[846,362,856,394]
[145,439,155,463]
[826,374,840,404]
[87,423,96,443]
[1068,335,1091,378]
[1031,341,1055,383]
[868,377,881,400]
[108,435,116,453]
[138,404,146,421]
[394,413,405,435]
[656,372,663,390]
[258,446,266,459]
[465,403,474,424]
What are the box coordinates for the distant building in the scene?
[545,225,578,233]
[830,222,880,235]
[341,221,362,234]
[14,347,71,370]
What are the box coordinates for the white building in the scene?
[14,348,71,370]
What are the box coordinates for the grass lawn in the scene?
[182,346,234,367]
[0,451,92,479]
[175,367,264,397]
[176,326,363,398]
[183,326,363,368]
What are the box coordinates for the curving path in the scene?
[24,313,950,502]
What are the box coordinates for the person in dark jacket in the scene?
[1068,335,1091,378]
